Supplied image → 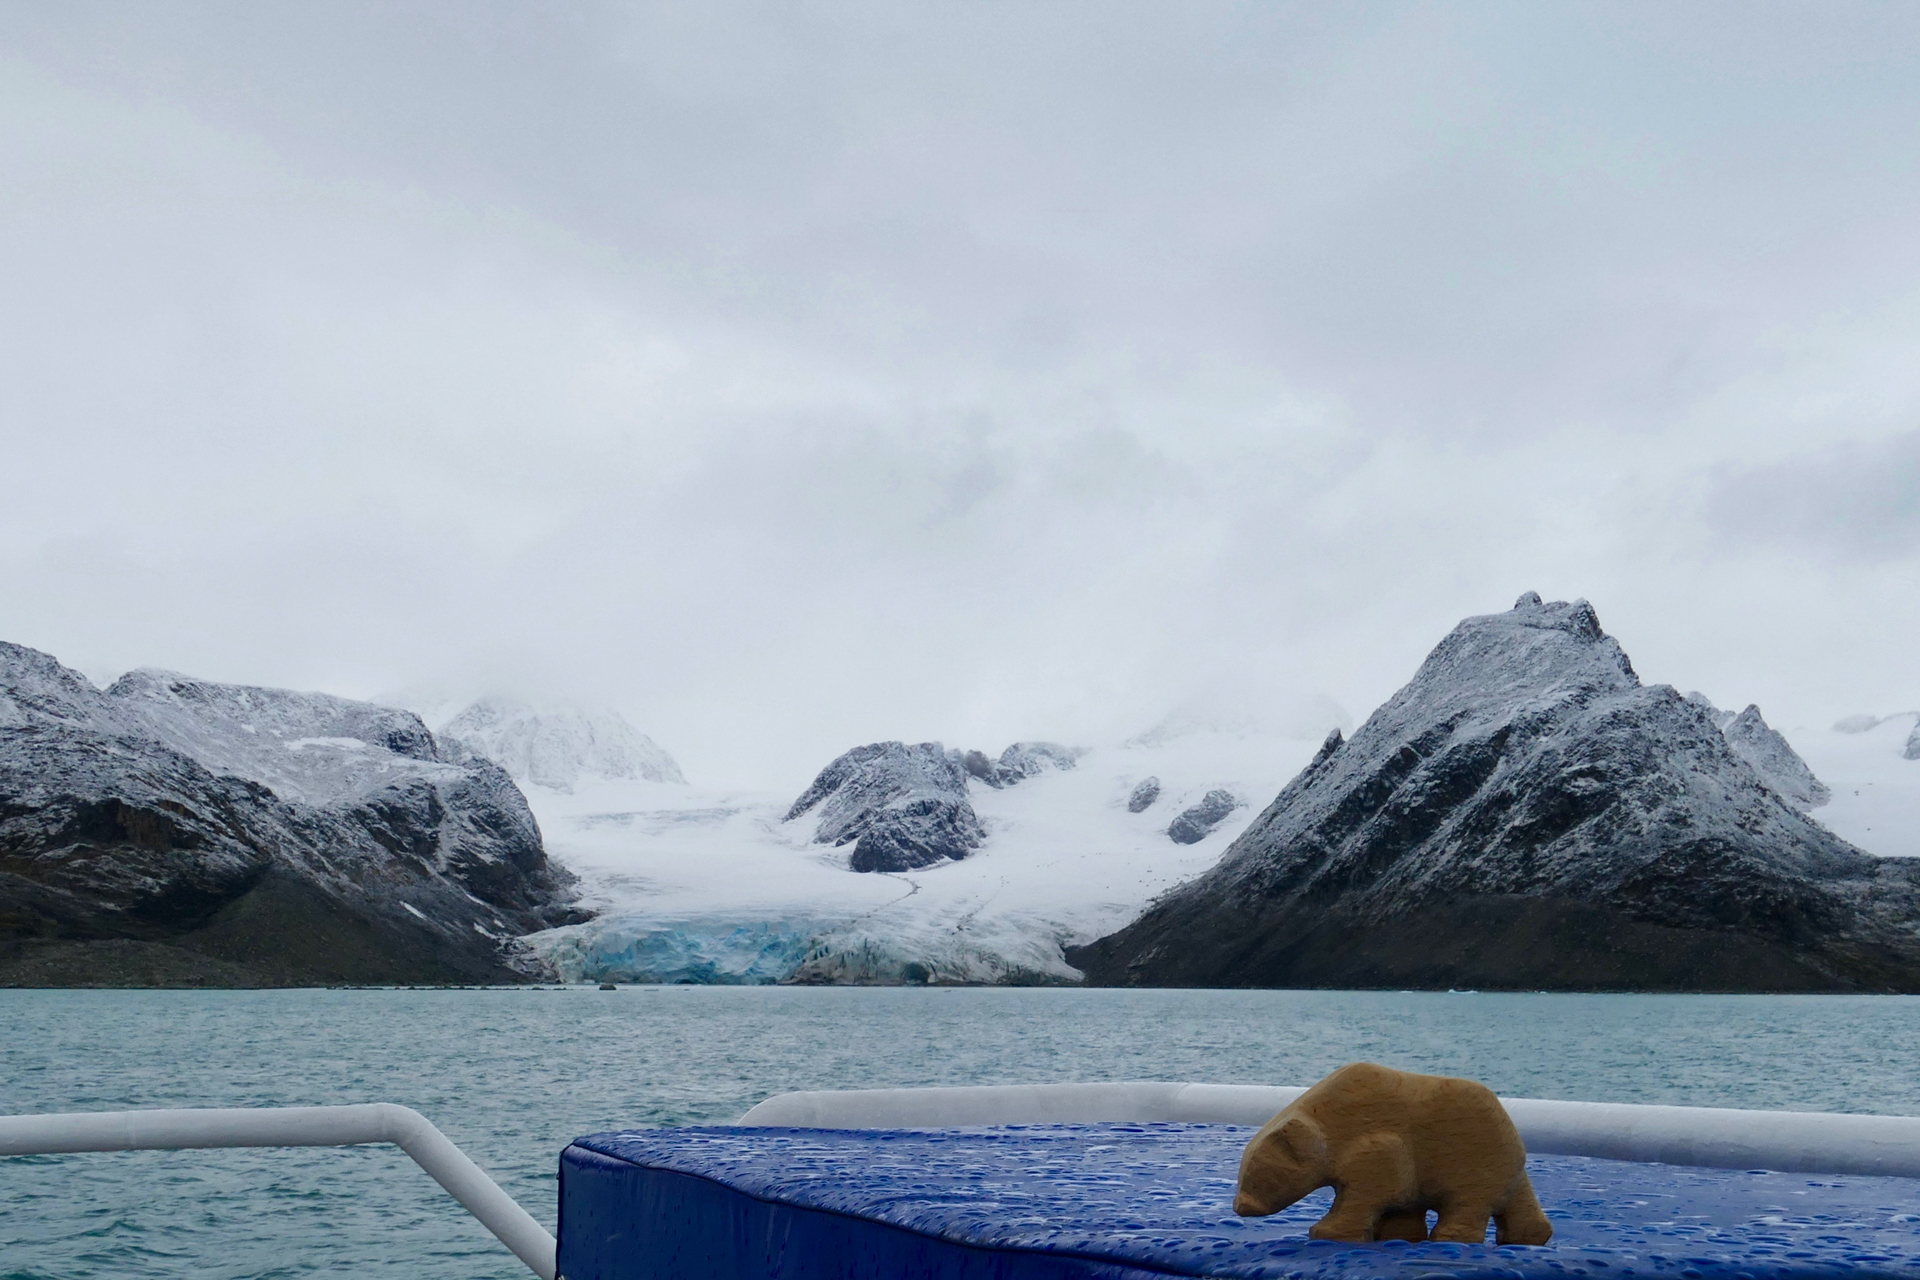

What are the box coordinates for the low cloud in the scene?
[1706,430,1920,562]
[5,4,1920,783]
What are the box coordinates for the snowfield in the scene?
[518,730,1322,984]
[1796,713,1920,859]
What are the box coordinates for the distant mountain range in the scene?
[8,594,1915,991]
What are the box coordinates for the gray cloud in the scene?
[1707,430,1920,561]
[4,2,1920,785]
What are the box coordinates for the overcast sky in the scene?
[5,2,1920,788]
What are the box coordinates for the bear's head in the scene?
[1234,1111,1329,1216]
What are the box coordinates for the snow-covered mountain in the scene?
[516,728,1320,984]
[437,696,684,792]
[0,645,582,987]
[1074,594,1920,993]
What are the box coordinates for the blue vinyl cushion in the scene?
[556,1123,1920,1280]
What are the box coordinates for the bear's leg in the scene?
[1308,1133,1416,1243]
[1374,1209,1430,1242]
[1430,1202,1495,1245]
[1493,1173,1553,1245]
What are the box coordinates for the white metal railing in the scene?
[0,1103,555,1280]
[12,1083,1919,1278]
[739,1081,1920,1179]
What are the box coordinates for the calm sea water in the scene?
[4,986,1919,1279]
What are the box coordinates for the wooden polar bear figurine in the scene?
[1234,1062,1553,1245]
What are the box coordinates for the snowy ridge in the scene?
[520,729,1318,984]
[438,695,684,792]
[108,668,456,807]
[1684,691,1830,810]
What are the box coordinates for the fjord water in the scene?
[4,988,1919,1279]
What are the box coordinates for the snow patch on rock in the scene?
[108,668,449,807]
[786,741,982,872]
[1168,789,1241,844]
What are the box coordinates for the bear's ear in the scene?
[1275,1113,1328,1166]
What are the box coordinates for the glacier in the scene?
[516,727,1323,984]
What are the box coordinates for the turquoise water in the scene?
[3,986,1919,1278]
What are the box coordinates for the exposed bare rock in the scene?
[993,741,1081,784]
[1683,691,1736,730]
[1127,777,1161,813]
[1683,691,1828,809]
[786,742,983,872]
[786,738,1084,872]
[1167,789,1239,844]
[960,741,1084,789]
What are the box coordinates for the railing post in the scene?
[0,1105,557,1280]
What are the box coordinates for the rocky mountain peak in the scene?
[785,736,1084,873]
[1389,594,1638,741]
[966,740,1081,788]
[1072,595,1920,992]
[104,668,445,807]
[1685,691,1737,730]
[1679,692,1829,810]
[0,641,114,731]
[1722,703,1831,809]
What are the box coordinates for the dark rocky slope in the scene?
[787,739,1081,872]
[0,644,585,987]
[1071,594,1920,992]
[787,742,983,872]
